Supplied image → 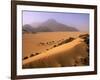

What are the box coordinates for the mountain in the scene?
[22,24,37,33]
[38,19,79,32]
[23,24,33,33]
[22,19,79,33]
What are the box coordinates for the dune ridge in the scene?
[23,38,88,68]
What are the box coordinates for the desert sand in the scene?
[22,32,86,58]
[22,32,89,68]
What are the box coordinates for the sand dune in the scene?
[23,38,88,68]
[22,32,86,58]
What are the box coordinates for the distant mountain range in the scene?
[22,19,79,33]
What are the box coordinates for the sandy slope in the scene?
[22,32,86,58]
[22,38,88,68]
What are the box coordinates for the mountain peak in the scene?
[23,19,79,33]
[46,19,57,23]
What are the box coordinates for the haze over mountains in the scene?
[23,19,79,33]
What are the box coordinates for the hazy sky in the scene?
[22,11,89,32]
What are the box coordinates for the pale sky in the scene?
[22,11,89,32]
